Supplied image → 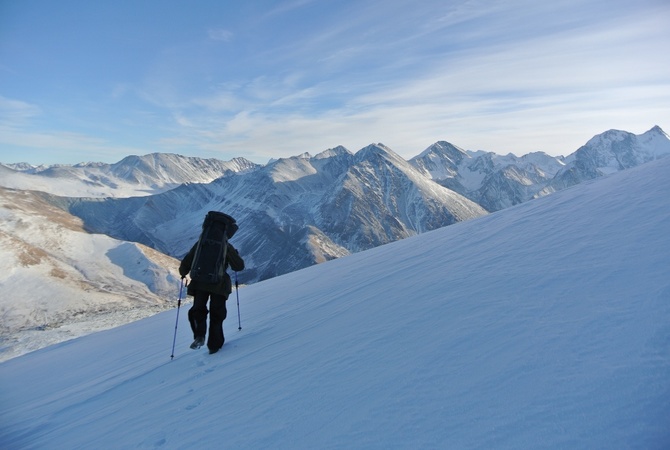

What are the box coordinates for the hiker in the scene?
[179,238,244,354]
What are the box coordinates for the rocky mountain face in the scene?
[539,126,670,196]
[409,143,566,211]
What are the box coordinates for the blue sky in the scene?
[1,0,668,165]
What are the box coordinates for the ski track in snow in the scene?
[1,158,669,448]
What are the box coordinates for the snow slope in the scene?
[1,158,669,449]
[0,187,181,361]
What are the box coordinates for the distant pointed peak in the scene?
[272,152,312,162]
[584,128,633,146]
[646,125,668,138]
[315,145,352,160]
[356,143,394,157]
[354,143,392,163]
[416,141,468,160]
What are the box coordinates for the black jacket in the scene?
[179,242,244,297]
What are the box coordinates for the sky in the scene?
[1,0,669,166]
[1,156,669,447]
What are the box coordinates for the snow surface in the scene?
[0,187,181,361]
[1,158,669,449]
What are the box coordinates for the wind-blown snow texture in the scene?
[1,157,669,449]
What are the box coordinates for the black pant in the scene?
[188,290,228,351]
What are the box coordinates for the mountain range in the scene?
[0,153,259,198]
[55,143,488,283]
[0,125,668,360]
[410,125,670,210]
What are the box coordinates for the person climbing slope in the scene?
[179,211,244,354]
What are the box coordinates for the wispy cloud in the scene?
[207,28,233,42]
[0,123,146,163]
[158,1,667,158]
[0,96,42,123]
[0,95,150,163]
[1,0,668,164]
[263,0,318,18]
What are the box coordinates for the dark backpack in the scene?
[189,211,239,284]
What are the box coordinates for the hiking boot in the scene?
[190,337,205,349]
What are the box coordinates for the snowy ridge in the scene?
[0,153,259,198]
[409,142,566,211]
[410,126,669,211]
[542,125,670,195]
[0,156,668,448]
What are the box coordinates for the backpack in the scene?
[189,211,239,284]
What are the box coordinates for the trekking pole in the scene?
[170,278,185,360]
[235,271,242,331]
